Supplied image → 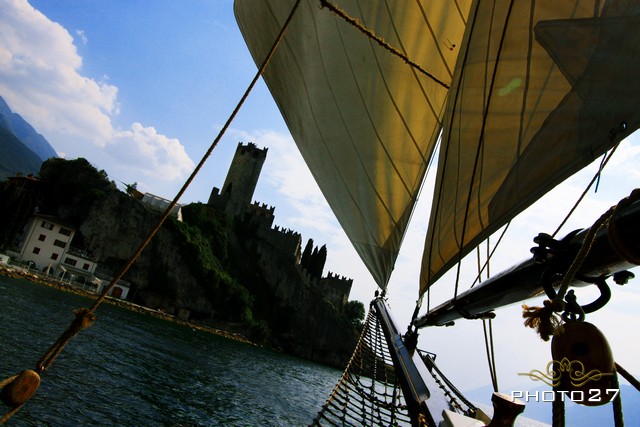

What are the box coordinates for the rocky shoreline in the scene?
[0,264,256,346]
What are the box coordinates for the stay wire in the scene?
[0,0,302,423]
[478,243,499,393]
[551,142,620,239]
[470,222,511,289]
[482,318,499,393]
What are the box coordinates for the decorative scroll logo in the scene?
[518,357,614,387]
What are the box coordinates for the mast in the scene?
[414,192,640,329]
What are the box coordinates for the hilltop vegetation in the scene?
[0,158,363,366]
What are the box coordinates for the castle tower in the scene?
[209,142,267,217]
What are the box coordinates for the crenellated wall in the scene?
[318,272,353,312]
[208,141,353,310]
[211,142,267,217]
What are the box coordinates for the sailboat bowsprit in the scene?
[235,0,640,425]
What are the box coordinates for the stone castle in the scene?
[208,142,352,310]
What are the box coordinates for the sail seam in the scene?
[453,0,516,299]
[424,0,483,300]
[319,0,450,89]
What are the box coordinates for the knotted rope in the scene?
[522,299,565,342]
[36,308,96,373]
[523,193,621,341]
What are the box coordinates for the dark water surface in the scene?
[0,276,341,426]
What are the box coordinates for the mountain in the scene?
[464,383,639,426]
[0,126,43,180]
[0,95,58,180]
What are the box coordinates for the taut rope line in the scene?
[523,188,640,341]
[318,0,450,89]
[0,1,302,423]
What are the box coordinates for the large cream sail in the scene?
[235,0,471,288]
[420,0,640,294]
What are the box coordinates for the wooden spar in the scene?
[372,298,451,426]
[414,195,640,329]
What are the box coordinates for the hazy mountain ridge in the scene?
[0,95,58,180]
[464,383,639,426]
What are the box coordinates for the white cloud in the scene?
[75,29,87,45]
[0,0,194,188]
[111,123,195,181]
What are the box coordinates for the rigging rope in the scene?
[0,1,302,423]
[551,137,622,239]
[482,319,499,393]
[311,306,412,426]
[476,240,500,394]
[523,206,611,341]
[312,301,479,426]
[452,0,516,300]
[318,0,450,89]
[470,222,511,289]
[612,371,625,427]
[615,362,640,392]
[523,188,640,341]
[552,379,565,427]
[418,351,478,415]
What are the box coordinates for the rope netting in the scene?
[311,305,412,426]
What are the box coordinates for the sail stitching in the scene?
[424,0,484,305]
[319,0,450,89]
[453,0,517,299]
[411,0,455,79]
[310,6,395,287]
[333,2,417,217]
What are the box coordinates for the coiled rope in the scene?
[0,1,302,423]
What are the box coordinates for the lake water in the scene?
[0,276,341,426]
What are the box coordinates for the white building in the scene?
[141,193,183,221]
[14,215,130,298]
[18,215,76,272]
[16,215,98,283]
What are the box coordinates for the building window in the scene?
[64,258,77,266]
[38,234,46,241]
[40,221,54,230]
[59,228,72,236]
[32,247,40,254]
[51,253,59,260]
[83,263,90,270]
[53,239,67,249]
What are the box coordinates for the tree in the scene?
[301,238,313,268]
[316,244,327,277]
[38,158,115,225]
[345,300,365,328]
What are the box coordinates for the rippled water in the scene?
[0,276,341,426]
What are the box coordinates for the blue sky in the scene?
[2,0,640,396]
